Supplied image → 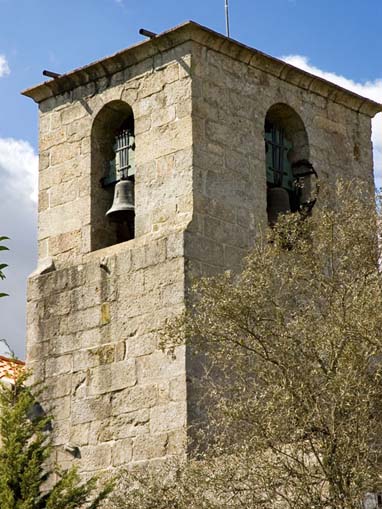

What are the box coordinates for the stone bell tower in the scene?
[23,21,381,476]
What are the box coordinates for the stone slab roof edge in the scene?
[21,20,382,117]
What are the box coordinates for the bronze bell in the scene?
[106,179,135,223]
[267,187,290,225]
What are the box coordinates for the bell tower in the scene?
[23,22,381,476]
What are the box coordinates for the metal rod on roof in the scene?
[139,28,157,39]
[225,0,230,38]
[43,70,61,79]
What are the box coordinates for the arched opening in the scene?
[91,101,135,251]
[264,103,315,225]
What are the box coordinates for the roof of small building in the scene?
[22,21,382,117]
[0,355,25,384]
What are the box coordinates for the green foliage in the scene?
[0,236,9,297]
[111,181,382,509]
[0,371,113,508]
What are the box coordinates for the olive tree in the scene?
[94,182,382,508]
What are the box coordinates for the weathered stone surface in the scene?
[112,439,133,466]
[112,384,158,415]
[87,359,136,396]
[132,433,168,461]
[71,396,111,425]
[150,402,187,434]
[80,444,112,472]
[26,25,377,478]
[92,409,150,441]
[136,347,185,383]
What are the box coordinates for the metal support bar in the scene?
[139,28,157,39]
[42,70,61,79]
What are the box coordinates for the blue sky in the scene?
[0,0,381,357]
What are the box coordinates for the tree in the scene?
[0,236,9,298]
[110,181,382,509]
[0,370,114,508]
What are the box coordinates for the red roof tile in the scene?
[0,356,25,384]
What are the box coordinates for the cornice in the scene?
[21,21,382,117]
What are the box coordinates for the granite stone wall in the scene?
[28,43,193,474]
[187,41,374,278]
[27,232,187,474]
[37,42,193,267]
[26,24,377,476]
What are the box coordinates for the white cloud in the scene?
[281,55,382,188]
[0,54,10,77]
[0,138,38,358]
[0,138,38,203]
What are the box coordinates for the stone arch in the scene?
[91,100,135,251]
[265,102,309,164]
[264,103,313,224]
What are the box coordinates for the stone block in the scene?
[80,444,112,472]
[50,141,79,166]
[71,395,111,425]
[136,346,185,383]
[43,374,72,399]
[204,216,248,249]
[163,78,191,106]
[87,359,136,396]
[64,307,100,335]
[49,230,81,257]
[130,239,167,271]
[138,72,165,99]
[112,384,158,415]
[93,409,150,441]
[73,344,114,372]
[45,290,71,317]
[60,103,88,125]
[51,396,71,421]
[38,189,49,212]
[51,419,70,446]
[169,376,187,402]
[38,197,90,240]
[40,128,66,151]
[135,114,151,135]
[39,316,61,341]
[70,423,90,446]
[75,328,105,350]
[112,439,133,466]
[45,354,73,377]
[126,334,157,358]
[136,117,192,164]
[224,244,247,271]
[49,180,78,208]
[167,428,187,456]
[185,232,224,267]
[66,117,92,142]
[151,105,176,128]
[132,433,168,461]
[150,402,186,434]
